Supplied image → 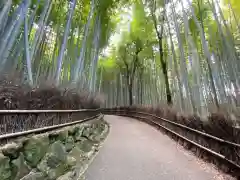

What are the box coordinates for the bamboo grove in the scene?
[0,0,239,116]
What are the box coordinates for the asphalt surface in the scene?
[85,115,234,180]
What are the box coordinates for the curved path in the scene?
[85,115,234,180]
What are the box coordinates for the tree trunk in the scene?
[161,60,172,104]
[139,69,143,104]
[55,0,76,85]
[151,8,172,105]
[157,32,172,104]
[128,83,133,106]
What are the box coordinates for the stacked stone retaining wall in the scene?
[0,116,109,180]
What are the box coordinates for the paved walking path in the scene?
[85,115,233,180]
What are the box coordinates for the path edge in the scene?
[78,117,110,180]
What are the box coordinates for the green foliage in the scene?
[3,0,240,110]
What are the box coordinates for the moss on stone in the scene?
[76,139,94,153]
[74,126,85,141]
[0,153,12,180]
[0,119,109,180]
[11,152,31,180]
[20,171,47,180]
[65,136,75,152]
[38,152,76,180]
[1,142,22,159]
[49,129,68,143]
[56,171,76,180]
[89,123,109,142]
[69,147,83,159]
[51,141,67,161]
[23,134,49,167]
[37,141,76,180]
[82,126,92,138]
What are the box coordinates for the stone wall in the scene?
[0,115,109,180]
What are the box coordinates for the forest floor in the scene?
[85,115,234,180]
